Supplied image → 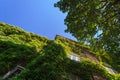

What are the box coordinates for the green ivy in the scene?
[0,22,120,80]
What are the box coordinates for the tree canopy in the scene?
[55,0,120,54]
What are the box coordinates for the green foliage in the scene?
[0,22,49,52]
[54,0,120,60]
[55,35,120,80]
[0,41,38,75]
[11,41,115,80]
[0,22,49,76]
[55,35,86,54]
[65,58,114,80]
[0,22,25,36]
[12,42,69,80]
[0,22,120,80]
[55,0,120,75]
[113,74,120,80]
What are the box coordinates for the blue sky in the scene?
[0,0,76,40]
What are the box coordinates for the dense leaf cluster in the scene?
[0,22,49,76]
[55,0,120,55]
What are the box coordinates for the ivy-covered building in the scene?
[0,22,120,80]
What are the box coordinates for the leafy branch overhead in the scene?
[55,0,120,54]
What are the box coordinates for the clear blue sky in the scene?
[0,0,76,40]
